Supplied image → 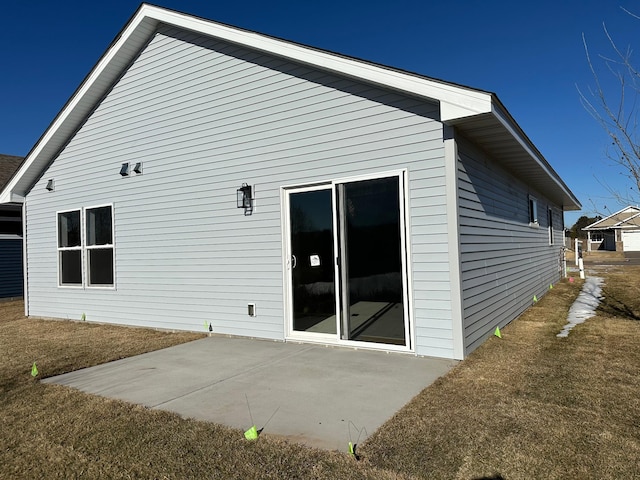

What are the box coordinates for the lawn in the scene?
[1,266,639,479]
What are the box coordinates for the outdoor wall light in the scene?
[237,183,253,209]
[120,163,130,176]
[45,179,55,191]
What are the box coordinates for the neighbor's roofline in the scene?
[0,3,579,209]
[583,205,640,230]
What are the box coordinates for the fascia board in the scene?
[148,6,494,119]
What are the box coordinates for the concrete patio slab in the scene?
[43,336,456,451]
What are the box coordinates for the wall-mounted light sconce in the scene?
[45,179,55,191]
[237,183,253,210]
[133,162,143,175]
[120,163,130,176]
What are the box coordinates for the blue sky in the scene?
[2,0,639,226]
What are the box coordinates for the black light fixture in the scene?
[237,183,252,209]
[45,179,55,191]
[120,163,130,176]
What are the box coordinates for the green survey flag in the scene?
[348,442,355,457]
[533,295,538,303]
[244,425,258,440]
[494,327,502,339]
[31,362,38,377]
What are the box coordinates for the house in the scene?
[0,4,580,359]
[583,206,640,252]
[0,154,24,299]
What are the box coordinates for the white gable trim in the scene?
[147,6,493,121]
[0,3,577,211]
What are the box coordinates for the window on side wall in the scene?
[57,210,82,286]
[57,205,115,288]
[528,196,538,225]
[548,208,554,244]
[86,205,114,287]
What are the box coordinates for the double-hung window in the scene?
[57,205,114,288]
[86,206,114,286]
[58,210,82,286]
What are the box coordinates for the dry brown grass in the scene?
[0,301,408,480]
[2,267,640,479]
[361,267,640,479]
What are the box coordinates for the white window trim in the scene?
[548,207,554,245]
[84,203,116,289]
[56,208,83,288]
[528,195,539,226]
[56,204,116,290]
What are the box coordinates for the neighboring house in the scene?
[583,206,640,252]
[0,5,580,359]
[0,154,24,299]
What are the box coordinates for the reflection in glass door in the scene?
[337,176,406,345]
[289,187,337,335]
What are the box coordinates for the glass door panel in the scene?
[289,188,337,334]
[337,176,406,345]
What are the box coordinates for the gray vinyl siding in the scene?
[25,26,454,357]
[0,236,23,298]
[457,135,563,355]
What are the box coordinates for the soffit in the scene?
[449,112,580,211]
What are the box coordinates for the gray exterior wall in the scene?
[456,134,563,355]
[0,235,23,299]
[24,26,456,357]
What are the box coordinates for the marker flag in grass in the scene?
[244,425,258,440]
[550,283,554,290]
[349,442,356,458]
[533,295,538,303]
[31,362,38,377]
[348,442,355,457]
[494,327,502,339]
[81,312,86,321]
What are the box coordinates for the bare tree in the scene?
[578,8,640,208]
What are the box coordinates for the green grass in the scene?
[1,267,639,478]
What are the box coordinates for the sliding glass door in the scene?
[336,176,406,345]
[285,173,409,348]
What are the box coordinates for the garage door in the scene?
[622,230,640,251]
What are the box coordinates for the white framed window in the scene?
[57,209,83,286]
[528,195,538,225]
[548,208,554,244]
[57,205,115,288]
[85,205,114,287]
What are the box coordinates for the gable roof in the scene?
[583,206,640,230]
[0,3,580,211]
[0,154,24,192]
